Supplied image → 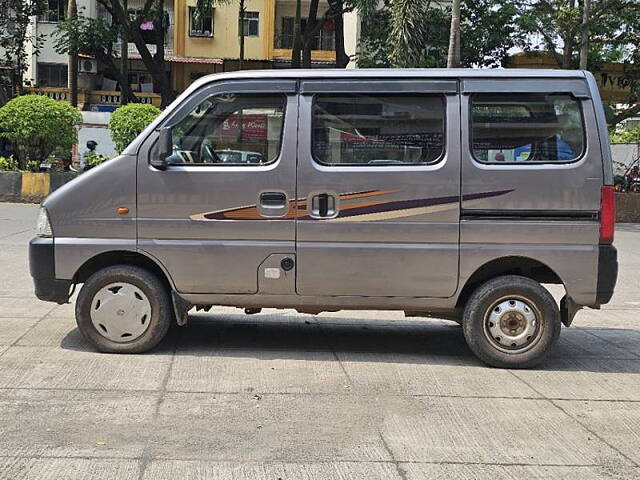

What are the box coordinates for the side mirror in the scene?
[151,127,172,170]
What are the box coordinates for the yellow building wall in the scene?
[175,0,276,61]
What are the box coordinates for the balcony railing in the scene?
[275,33,335,51]
[26,87,161,108]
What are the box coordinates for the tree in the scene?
[54,13,138,104]
[514,0,640,125]
[97,0,174,107]
[0,0,45,102]
[290,0,377,68]
[0,95,82,168]
[447,0,461,68]
[67,0,79,107]
[359,0,517,68]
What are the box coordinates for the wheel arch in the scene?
[73,250,175,293]
[456,256,563,310]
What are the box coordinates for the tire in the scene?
[75,265,173,353]
[462,275,561,369]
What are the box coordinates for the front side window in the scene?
[167,93,286,166]
[240,11,259,37]
[189,7,213,37]
[312,94,445,166]
[471,93,585,164]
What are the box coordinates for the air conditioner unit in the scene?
[79,58,97,74]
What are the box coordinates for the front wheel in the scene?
[75,265,173,353]
[462,275,561,368]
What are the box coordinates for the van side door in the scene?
[136,80,298,295]
[295,80,461,297]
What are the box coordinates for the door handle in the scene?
[260,191,287,208]
[309,192,339,218]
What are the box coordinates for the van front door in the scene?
[295,80,461,297]
[136,80,297,294]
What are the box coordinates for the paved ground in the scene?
[1,202,640,480]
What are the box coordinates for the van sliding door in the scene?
[295,80,461,298]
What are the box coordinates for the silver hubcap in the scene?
[484,297,540,353]
[90,282,151,343]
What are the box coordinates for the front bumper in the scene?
[596,245,618,305]
[29,237,72,304]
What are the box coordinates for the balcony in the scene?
[26,87,161,109]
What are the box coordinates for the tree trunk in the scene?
[120,0,129,105]
[291,0,302,68]
[302,0,320,68]
[238,0,246,69]
[447,0,461,68]
[67,0,79,107]
[330,0,348,68]
[562,0,576,69]
[579,0,590,70]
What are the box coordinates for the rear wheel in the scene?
[75,265,173,353]
[462,275,560,368]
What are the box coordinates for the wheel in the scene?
[462,275,561,368]
[75,265,173,353]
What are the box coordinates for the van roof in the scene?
[191,68,586,88]
[122,68,591,156]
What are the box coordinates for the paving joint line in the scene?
[379,431,409,480]
[1,386,640,404]
[0,453,626,469]
[507,369,640,468]
[312,315,355,388]
[136,328,182,480]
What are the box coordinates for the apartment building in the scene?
[25,0,361,106]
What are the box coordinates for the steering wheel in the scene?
[200,141,223,163]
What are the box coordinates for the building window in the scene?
[189,7,213,37]
[471,93,585,164]
[312,94,445,166]
[277,17,335,50]
[240,11,259,37]
[38,0,66,22]
[37,63,67,87]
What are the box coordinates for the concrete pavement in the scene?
[0,202,639,479]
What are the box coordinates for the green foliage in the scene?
[109,104,161,153]
[610,127,640,144]
[0,95,82,169]
[54,11,119,59]
[0,156,19,171]
[84,150,111,167]
[26,160,40,173]
[359,0,518,68]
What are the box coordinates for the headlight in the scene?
[36,207,53,237]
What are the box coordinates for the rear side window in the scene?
[312,94,445,166]
[471,93,585,164]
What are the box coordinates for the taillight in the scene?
[599,185,615,245]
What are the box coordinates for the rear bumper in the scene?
[595,245,618,305]
[29,237,72,304]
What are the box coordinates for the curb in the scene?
[0,171,78,203]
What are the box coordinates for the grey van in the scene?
[29,69,618,368]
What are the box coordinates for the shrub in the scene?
[84,150,110,167]
[0,156,19,171]
[109,103,161,153]
[0,95,82,170]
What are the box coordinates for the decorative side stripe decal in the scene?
[190,189,513,222]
